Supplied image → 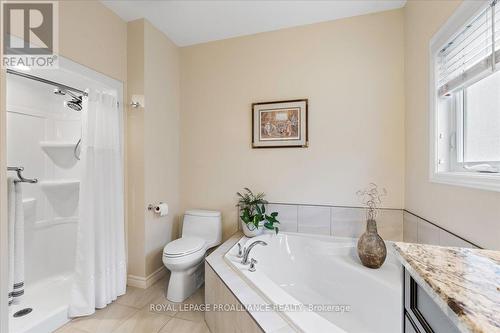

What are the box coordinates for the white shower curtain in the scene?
[69,89,126,317]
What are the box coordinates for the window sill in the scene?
[430,171,500,192]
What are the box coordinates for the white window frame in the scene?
[453,86,500,170]
[429,0,500,192]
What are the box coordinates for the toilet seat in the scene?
[163,237,206,258]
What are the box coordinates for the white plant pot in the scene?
[241,221,263,237]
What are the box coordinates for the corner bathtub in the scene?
[224,232,403,333]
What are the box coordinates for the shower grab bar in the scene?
[7,166,38,184]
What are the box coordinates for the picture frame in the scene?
[252,99,308,148]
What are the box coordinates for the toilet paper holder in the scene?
[148,202,168,216]
[147,202,164,211]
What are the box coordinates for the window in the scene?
[463,72,500,163]
[430,0,500,191]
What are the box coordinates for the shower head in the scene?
[65,98,82,112]
[54,88,83,111]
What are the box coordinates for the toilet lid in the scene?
[164,237,205,257]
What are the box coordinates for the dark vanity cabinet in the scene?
[403,269,461,333]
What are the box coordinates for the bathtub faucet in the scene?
[241,240,267,265]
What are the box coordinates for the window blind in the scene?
[437,0,499,96]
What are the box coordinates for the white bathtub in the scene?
[224,232,403,333]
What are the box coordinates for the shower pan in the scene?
[4,59,124,333]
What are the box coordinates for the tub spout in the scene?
[241,240,267,265]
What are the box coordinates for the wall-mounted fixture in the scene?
[7,69,86,113]
[54,88,83,112]
[129,94,145,109]
[147,202,168,216]
[7,166,38,183]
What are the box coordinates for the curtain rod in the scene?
[6,68,88,97]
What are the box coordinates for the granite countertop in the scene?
[393,242,500,333]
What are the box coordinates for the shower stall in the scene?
[5,58,125,333]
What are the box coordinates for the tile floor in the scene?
[55,275,209,333]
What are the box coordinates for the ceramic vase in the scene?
[357,219,387,269]
[241,220,263,237]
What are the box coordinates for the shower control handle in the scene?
[236,243,245,258]
[249,258,257,272]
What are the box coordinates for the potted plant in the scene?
[236,188,280,237]
[356,183,387,269]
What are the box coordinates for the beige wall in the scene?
[59,1,127,82]
[404,0,500,250]
[127,20,181,278]
[180,9,406,239]
[144,20,181,276]
[126,20,146,277]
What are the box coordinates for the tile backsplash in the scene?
[298,205,331,235]
[330,207,365,238]
[249,203,479,248]
[265,203,404,241]
[266,204,298,232]
[403,211,477,248]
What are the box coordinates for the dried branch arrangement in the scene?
[356,183,387,220]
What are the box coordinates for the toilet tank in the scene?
[182,210,222,248]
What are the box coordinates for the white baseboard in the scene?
[127,266,167,289]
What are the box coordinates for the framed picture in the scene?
[252,99,308,148]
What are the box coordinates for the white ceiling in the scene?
[101,0,406,47]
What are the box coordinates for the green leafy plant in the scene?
[236,187,280,234]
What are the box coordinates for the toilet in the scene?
[163,209,222,302]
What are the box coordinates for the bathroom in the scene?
[0,1,498,333]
